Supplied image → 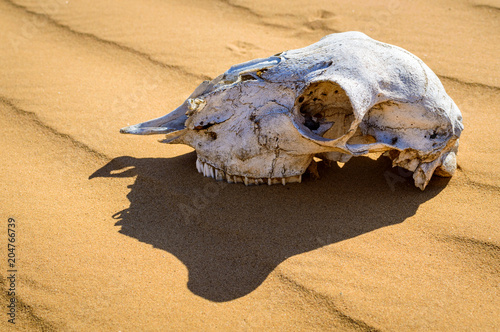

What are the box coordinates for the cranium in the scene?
[121,32,463,190]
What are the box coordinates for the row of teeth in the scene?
[196,158,302,186]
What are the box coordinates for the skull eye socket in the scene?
[295,82,354,140]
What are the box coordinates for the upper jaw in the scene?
[195,157,302,186]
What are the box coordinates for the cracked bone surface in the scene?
[120,32,463,190]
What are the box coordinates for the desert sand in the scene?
[1,0,499,330]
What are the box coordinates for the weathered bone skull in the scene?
[121,32,463,190]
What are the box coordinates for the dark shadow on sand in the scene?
[90,153,448,302]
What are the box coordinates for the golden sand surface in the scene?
[0,0,499,330]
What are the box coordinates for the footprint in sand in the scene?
[303,10,339,33]
[226,40,260,56]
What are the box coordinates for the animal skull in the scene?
[120,32,463,190]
